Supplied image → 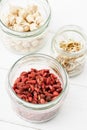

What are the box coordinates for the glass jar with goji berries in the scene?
[0,0,51,55]
[52,25,87,77]
[7,53,69,123]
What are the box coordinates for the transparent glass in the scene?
[52,25,87,77]
[7,53,68,123]
[0,0,51,55]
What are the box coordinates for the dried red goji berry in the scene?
[46,96,51,102]
[28,97,33,102]
[13,68,62,104]
[46,77,51,85]
[56,87,63,93]
[20,72,28,77]
[40,98,45,104]
[53,91,59,96]
[27,80,36,84]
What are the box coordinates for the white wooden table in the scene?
[0,0,87,129]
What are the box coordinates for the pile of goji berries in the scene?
[13,68,62,104]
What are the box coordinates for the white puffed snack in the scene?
[18,8,27,19]
[26,15,34,23]
[3,5,43,32]
[1,4,45,54]
[36,16,42,25]
[8,15,16,26]
[16,17,25,24]
[9,6,19,15]
[33,11,41,19]
[26,5,38,14]
[13,24,24,32]
[22,42,31,48]
[23,24,30,32]
[32,5,38,13]
[30,23,37,31]
[31,40,39,47]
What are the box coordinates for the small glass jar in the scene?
[52,25,87,77]
[0,0,51,55]
[7,53,68,123]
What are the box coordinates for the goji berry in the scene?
[40,98,45,104]
[13,68,62,104]
[53,91,59,96]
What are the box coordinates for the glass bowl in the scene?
[0,0,51,55]
[7,53,69,123]
[52,25,87,77]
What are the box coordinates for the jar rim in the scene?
[7,53,68,110]
[0,0,51,38]
[52,25,87,57]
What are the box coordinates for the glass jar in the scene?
[0,0,51,55]
[52,25,87,77]
[7,53,68,123]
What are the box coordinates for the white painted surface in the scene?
[0,0,87,129]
